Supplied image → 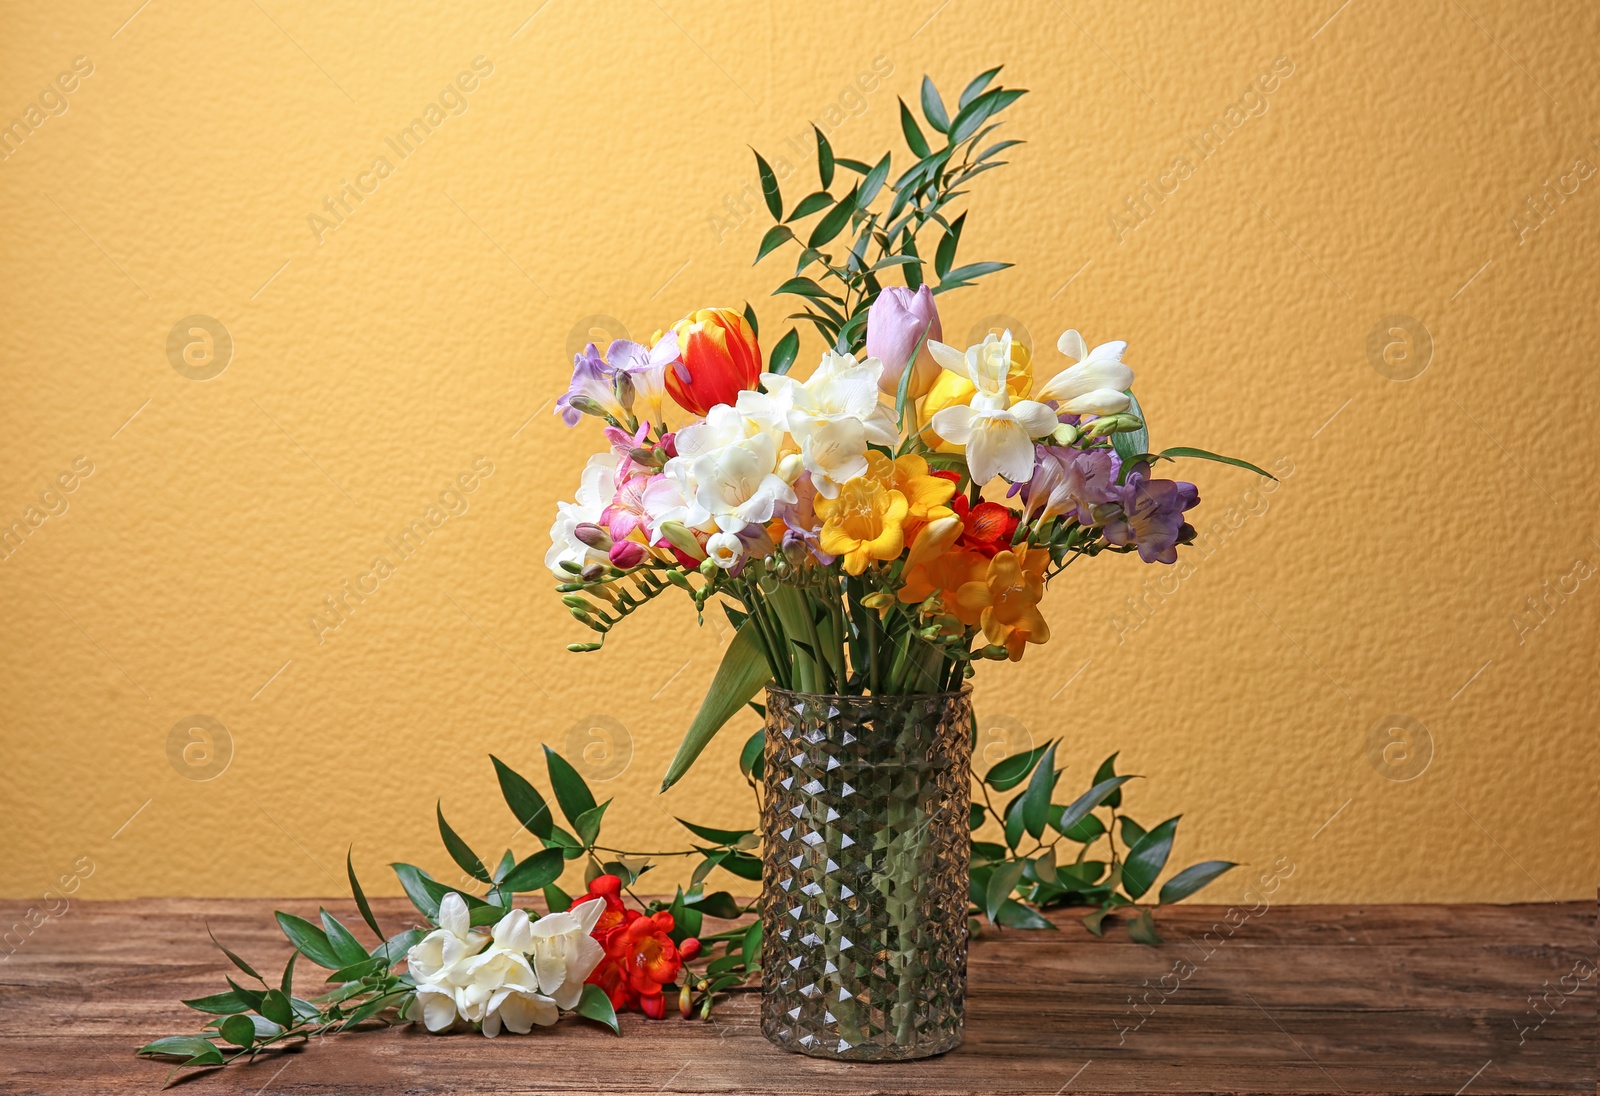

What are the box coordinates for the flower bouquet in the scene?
[139,67,1265,1081]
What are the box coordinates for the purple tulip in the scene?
[866,285,942,398]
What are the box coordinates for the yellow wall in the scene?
[1,1,1594,908]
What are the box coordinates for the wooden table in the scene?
[0,898,1591,1095]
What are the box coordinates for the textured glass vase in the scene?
[759,686,973,1061]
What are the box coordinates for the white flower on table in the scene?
[528,899,607,1010]
[404,896,561,1037]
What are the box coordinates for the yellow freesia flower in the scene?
[921,337,1033,451]
[955,546,1051,661]
[815,474,909,576]
[883,452,956,530]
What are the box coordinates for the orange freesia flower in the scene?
[665,307,762,416]
[887,452,957,534]
[955,546,1051,660]
[898,544,989,622]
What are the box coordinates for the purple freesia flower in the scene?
[555,343,626,426]
[773,472,836,565]
[1102,463,1199,564]
[1019,445,1122,525]
[606,332,678,428]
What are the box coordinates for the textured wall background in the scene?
[1,1,1594,907]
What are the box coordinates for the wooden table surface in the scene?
[0,898,1591,1095]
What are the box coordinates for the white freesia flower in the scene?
[927,332,1060,486]
[705,530,745,569]
[1034,329,1134,414]
[527,899,607,1009]
[545,453,618,576]
[761,350,898,498]
[686,433,797,534]
[406,900,561,1037]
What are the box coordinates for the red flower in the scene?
[573,875,696,1019]
[931,471,1019,558]
[664,308,762,416]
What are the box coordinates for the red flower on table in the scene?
[572,874,697,1020]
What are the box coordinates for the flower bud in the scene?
[679,937,702,961]
[574,522,613,551]
[614,369,636,411]
[866,284,942,399]
[776,452,804,485]
[679,982,693,1019]
[579,562,607,583]
[1050,422,1080,446]
[608,540,648,569]
[561,595,592,613]
[659,520,706,561]
[566,394,607,419]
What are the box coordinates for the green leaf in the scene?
[985,743,1049,791]
[371,928,425,965]
[752,147,782,220]
[1112,391,1149,465]
[969,803,985,829]
[934,216,963,279]
[390,862,441,918]
[389,863,500,923]
[491,755,553,840]
[995,898,1056,930]
[971,840,1008,865]
[1092,752,1123,808]
[1082,905,1118,936]
[346,848,383,940]
[668,887,703,942]
[1055,776,1136,837]
[1060,812,1107,843]
[319,909,369,967]
[543,745,598,831]
[984,859,1026,922]
[660,621,772,790]
[773,276,841,302]
[1003,794,1027,850]
[137,1035,224,1065]
[181,989,258,1015]
[741,301,759,339]
[937,260,1012,288]
[275,912,344,970]
[207,925,263,983]
[1158,860,1237,905]
[1127,908,1163,945]
[738,728,764,779]
[678,818,755,846]
[958,66,1002,109]
[1158,446,1275,479]
[324,955,386,983]
[717,850,763,881]
[224,977,264,1011]
[436,802,491,884]
[813,125,834,187]
[834,156,872,174]
[1122,816,1181,900]
[949,86,1026,145]
[808,184,858,248]
[576,983,620,1035]
[1021,741,1059,840]
[1120,816,1146,848]
[499,847,566,892]
[768,328,800,376]
[574,799,611,847]
[899,98,930,156]
[683,889,742,919]
[258,988,295,1029]
[543,882,572,913]
[901,234,923,291]
[786,191,834,222]
[920,75,949,133]
[756,223,794,263]
[858,153,892,209]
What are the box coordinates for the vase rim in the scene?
[763,684,973,701]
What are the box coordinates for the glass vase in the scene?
[759,685,973,1061]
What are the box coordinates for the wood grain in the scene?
[0,898,1591,1095]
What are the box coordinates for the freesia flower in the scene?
[527,900,607,1010]
[1034,329,1134,415]
[682,430,797,535]
[1021,445,1122,525]
[927,332,1061,486]
[898,544,988,618]
[546,453,618,577]
[555,344,628,426]
[866,284,942,398]
[904,514,963,571]
[575,875,690,1020]
[666,308,762,416]
[955,546,1051,660]
[406,892,488,988]
[607,332,679,429]
[815,470,909,576]
[886,452,957,529]
[922,334,1033,449]
[772,471,834,565]
[762,350,898,498]
[1102,465,1199,564]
